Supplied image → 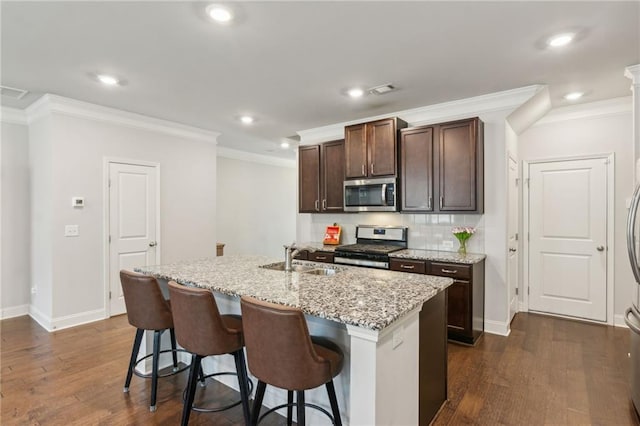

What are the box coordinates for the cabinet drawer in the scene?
[429,262,471,280]
[293,250,309,260]
[390,258,426,274]
[309,251,334,263]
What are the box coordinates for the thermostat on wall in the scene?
[72,197,85,208]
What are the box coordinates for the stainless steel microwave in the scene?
[344,177,398,212]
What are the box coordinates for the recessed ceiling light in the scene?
[97,74,119,86]
[240,115,254,124]
[347,88,364,98]
[280,141,290,149]
[564,92,584,101]
[548,33,574,47]
[206,4,233,22]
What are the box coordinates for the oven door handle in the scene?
[381,184,387,205]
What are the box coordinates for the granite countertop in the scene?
[135,255,452,331]
[389,249,486,264]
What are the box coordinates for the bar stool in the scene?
[120,270,189,412]
[240,296,344,426]
[168,281,252,426]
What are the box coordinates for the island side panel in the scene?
[347,307,421,426]
[419,290,448,424]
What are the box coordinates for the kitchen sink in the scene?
[304,268,338,276]
[259,262,339,276]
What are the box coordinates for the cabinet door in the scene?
[367,118,397,177]
[344,124,367,179]
[298,145,320,213]
[400,126,434,211]
[439,119,478,211]
[321,140,345,212]
[447,280,471,333]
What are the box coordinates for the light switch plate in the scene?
[65,225,79,237]
[442,240,454,249]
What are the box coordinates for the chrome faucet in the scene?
[284,242,316,272]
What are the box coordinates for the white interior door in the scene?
[507,155,519,322]
[528,158,608,321]
[109,162,159,316]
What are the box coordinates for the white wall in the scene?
[1,119,31,318]
[26,96,218,330]
[519,98,633,325]
[216,151,296,259]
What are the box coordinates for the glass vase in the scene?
[457,239,467,255]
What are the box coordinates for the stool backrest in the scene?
[120,270,173,330]
[168,281,243,356]
[240,296,331,390]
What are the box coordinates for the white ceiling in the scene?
[2,1,638,159]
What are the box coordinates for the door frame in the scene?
[507,150,519,323]
[522,153,615,325]
[103,157,161,317]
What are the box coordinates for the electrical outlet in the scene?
[64,225,79,237]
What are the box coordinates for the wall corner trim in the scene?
[297,85,543,144]
[29,304,106,332]
[1,106,28,125]
[25,94,220,144]
[217,146,296,168]
[625,64,640,84]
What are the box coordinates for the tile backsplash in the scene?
[306,213,485,253]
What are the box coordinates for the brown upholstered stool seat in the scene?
[120,270,189,412]
[168,281,252,426]
[240,296,344,426]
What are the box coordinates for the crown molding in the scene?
[625,64,640,84]
[25,94,220,144]
[1,106,28,125]
[297,85,543,144]
[217,146,296,169]
[533,96,632,127]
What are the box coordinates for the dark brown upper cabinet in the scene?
[298,140,345,213]
[345,117,407,179]
[400,117,484,213]
[400,126,434,211]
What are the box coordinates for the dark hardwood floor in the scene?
[1,312,637,425]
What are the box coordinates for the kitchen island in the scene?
[136,255,453,425]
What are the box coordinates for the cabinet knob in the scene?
[315,200,319,211]
[371,163,375,175]
[322,199,327,210]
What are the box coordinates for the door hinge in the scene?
[515,288,519,295]
[109,291,112,300]
[108,179,111,188]
[525,178,530,186]
[527,233,530,242]
[109,235,111,243]
[515,178,519,186]
[528,287,530,295]
[515,233,518,241]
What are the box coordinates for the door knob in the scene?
[149,241,157,247]
[596,246,604,252]
[509,248,517,253]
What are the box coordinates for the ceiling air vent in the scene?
[368,84,396,95]
[1,85,29,100]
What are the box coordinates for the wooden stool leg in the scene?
[251,380,266,426]
[124,329,144,392]
[326,380,342,426]
[296,391,305,426]
[233,349,252,426]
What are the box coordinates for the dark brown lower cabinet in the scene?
[427,259,485,345]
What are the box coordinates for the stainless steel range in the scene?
[334,225,408,269]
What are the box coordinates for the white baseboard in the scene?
[614,314,628,328]
[29,305,106,332]
[485,319,511,336]
[0,304,30,320]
